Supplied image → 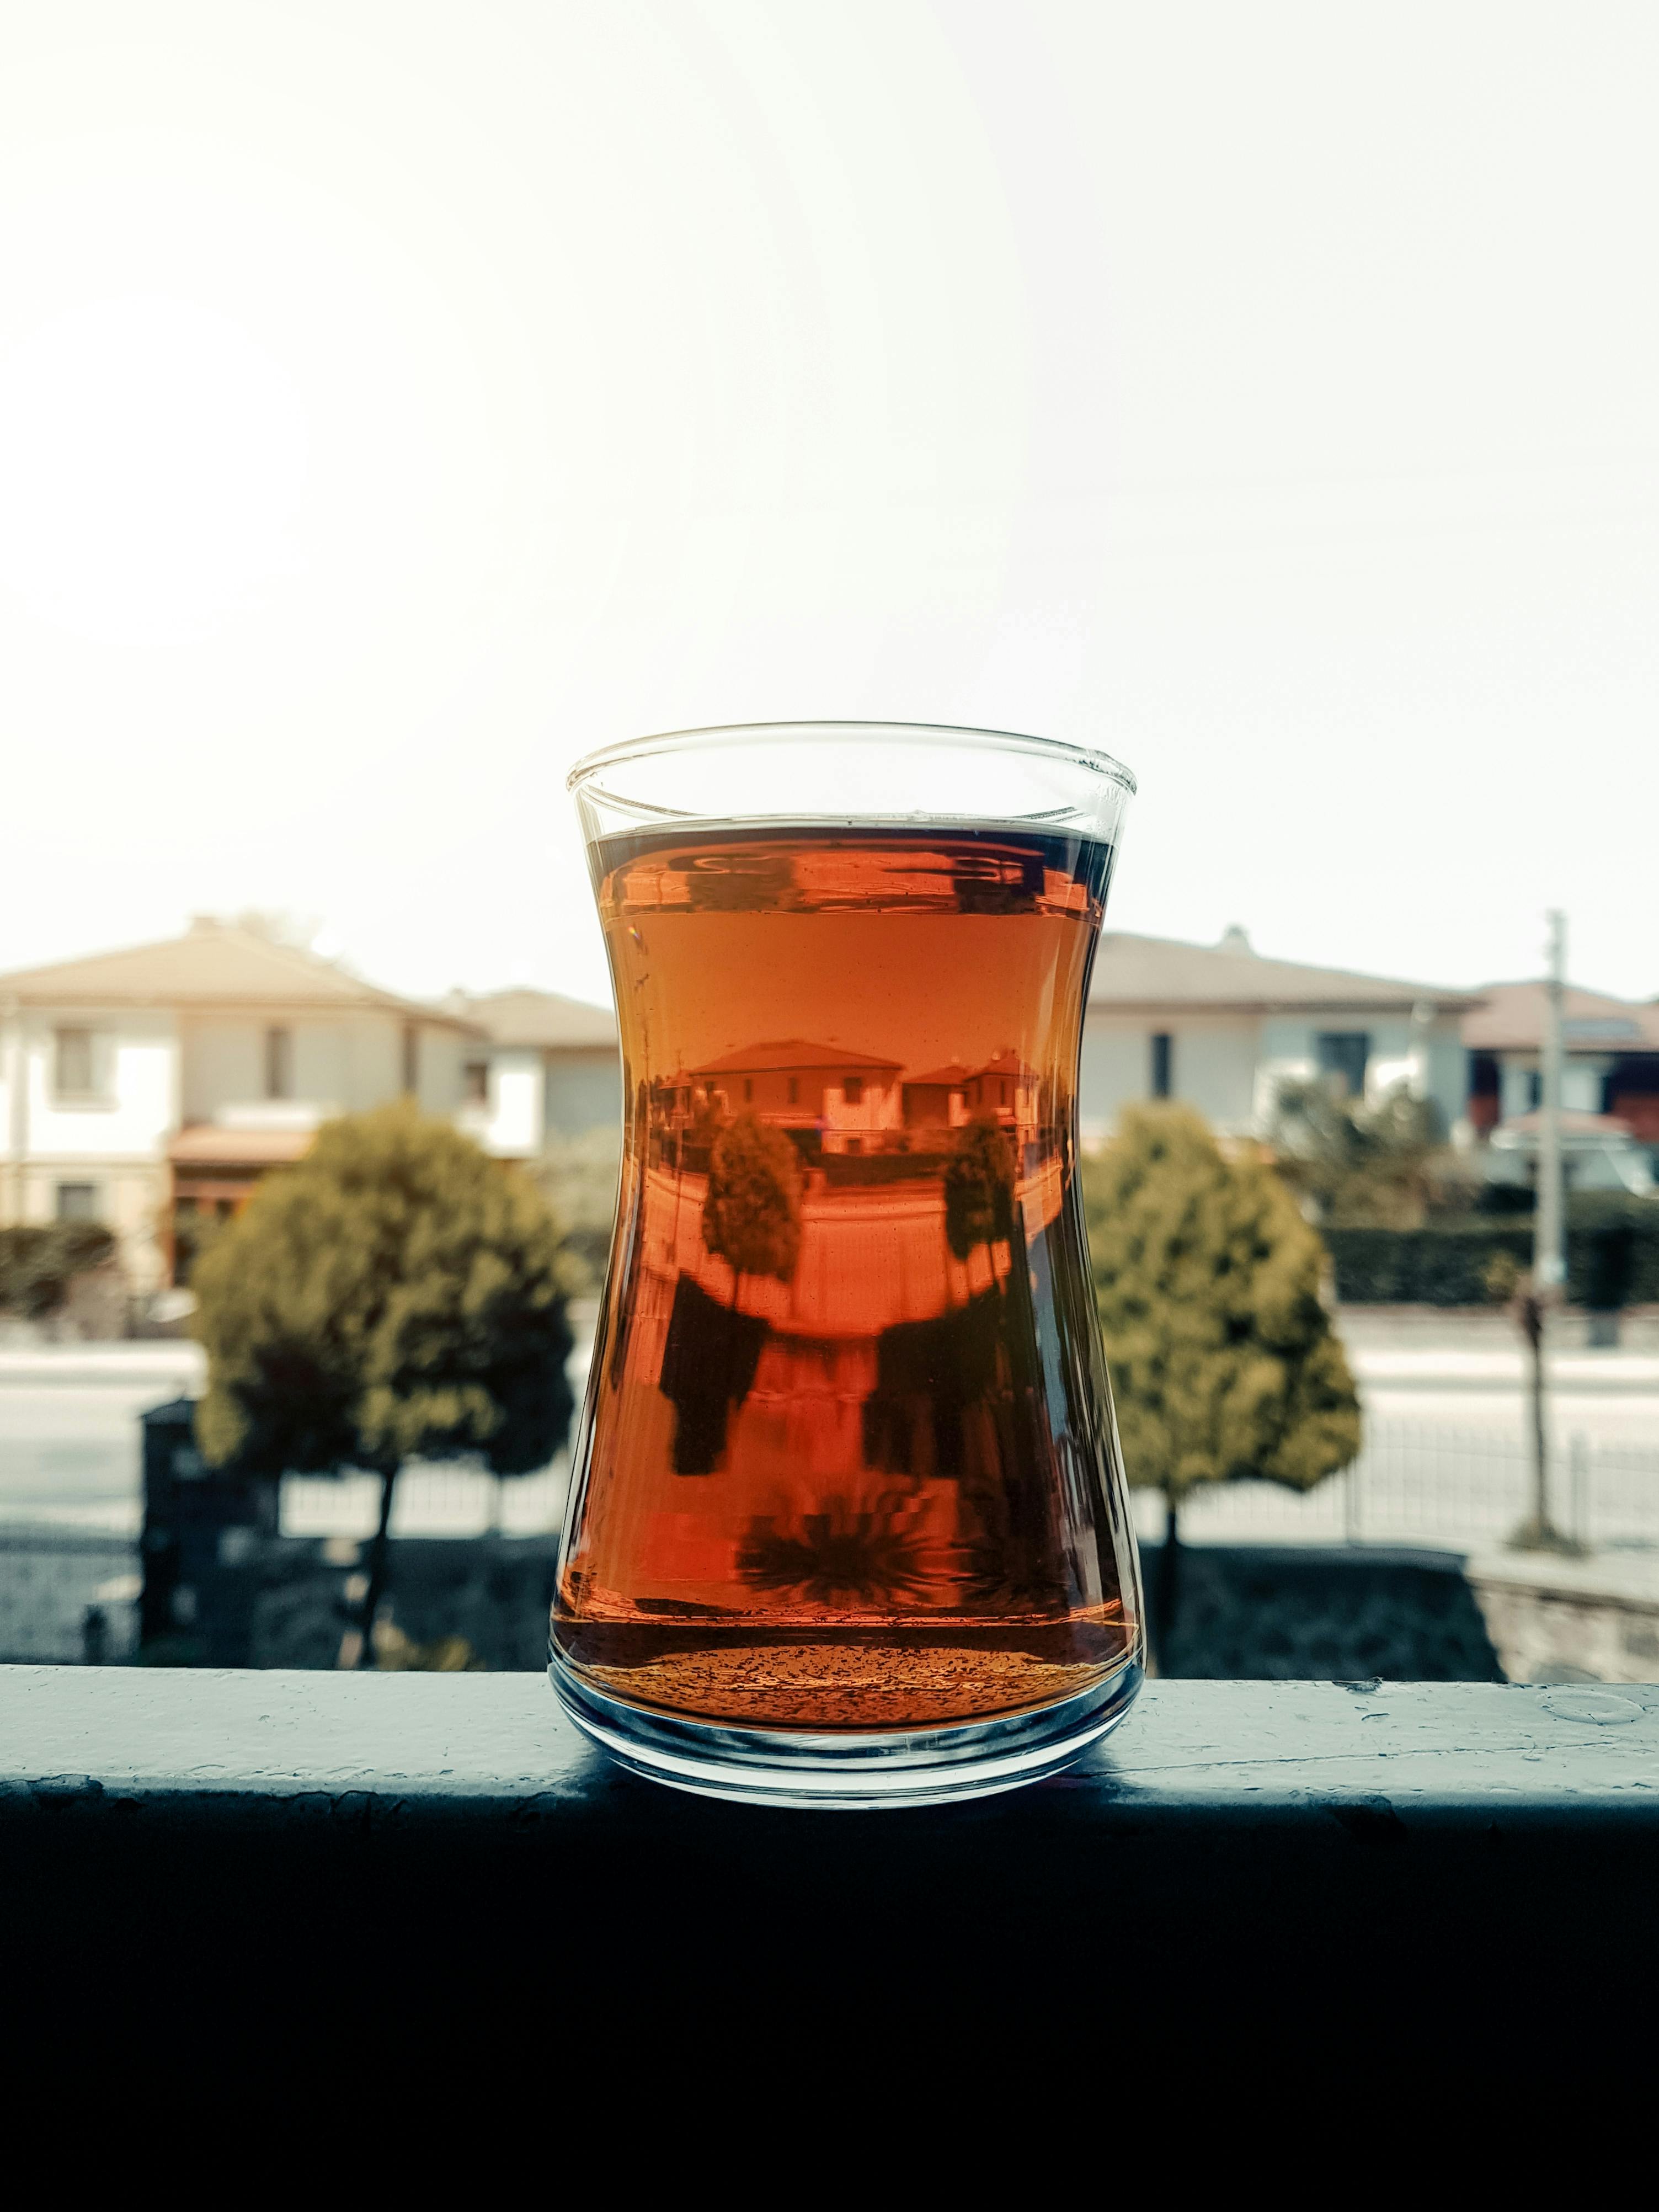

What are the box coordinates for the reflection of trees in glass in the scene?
[702,1110,803,1303]
[943,1115,1017,1272]
[937,1113,1056,1606]
[862,1294,1003,1479]
[682,1090,727,1174]
[738,1497,931,1606]
[658,1272,769,1475]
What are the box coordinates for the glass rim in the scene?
[565,719,1138,803]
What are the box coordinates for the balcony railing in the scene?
[3,1667,1656,2072]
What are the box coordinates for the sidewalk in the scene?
[1340,1306,1659,1397]
[1351,1346,1659,1395]
[0,1343,205,1390]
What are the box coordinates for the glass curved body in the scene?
[552,723,1143,1806]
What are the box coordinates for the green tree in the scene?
[193,1102,575,1663]
[1083,1104,1361,1635]
[1271,1079,1472,1228]
[943,1115,1017,1269]
[702,1110,803,1302]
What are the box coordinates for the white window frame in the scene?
[52,1026,115,1107]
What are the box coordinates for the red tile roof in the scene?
[690,1038,904,1076]
[1463,981,1659,1053]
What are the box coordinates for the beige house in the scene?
[0,919,482,1292]
[447,988,622,1154]
[1080,926,1480,1142]
[431,931,1487,1163]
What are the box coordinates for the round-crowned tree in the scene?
[943,1114,1018,1271]
[1082,1104,1361,1633]
[701,1110,803,1303]
[193,1102,575,1663]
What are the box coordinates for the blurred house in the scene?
[1079,926,1479,1141]
[447,988,621,1154]
[1463,982,1659,1143]
[0,919,482,1291]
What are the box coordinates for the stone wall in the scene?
[141,1534,559,1671]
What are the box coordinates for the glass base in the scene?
[549,1649,1145,1810]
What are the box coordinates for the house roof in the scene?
[690,1038,905,1076]
[454,987,618,1051]
[975,1049,1038,1081]
[904,1052,1036,1089]
[905,1062,977,1090]
[1086,929,1482,1016]
[1463,980,1659,1054]
[0,919,478,1029]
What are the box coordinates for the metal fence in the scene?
[7,1422,1658,1662]
[0,1527,139,1664]
[279,1461,570,1539]
[1133,1419,1659,1553]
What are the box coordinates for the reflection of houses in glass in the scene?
[902,1062,974,1134]
[903,1050,1040,1148]
[686,1039,904,1155]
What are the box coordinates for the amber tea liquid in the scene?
[553,823,1140,1732]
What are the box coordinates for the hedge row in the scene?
[1325,1203,1659,1308]
[0,1223,119,1319]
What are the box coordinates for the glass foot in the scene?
[550,1651,1145,1810]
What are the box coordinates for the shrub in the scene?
[1324,1199,1659,1307]
[1082,1105,1361,1512]
[0,1223,118,1319]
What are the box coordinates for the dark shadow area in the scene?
[1140,1541,1504,1681]
[658,1271,769,1474]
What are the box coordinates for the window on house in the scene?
[265,1026,293,1101]
[999,1080,1009,1106]
[54,1027,98,1097]
[844,1076,863,1106]
[1528,1069,1543,1111]
[787,1076,799,1105]
[402,1024,420,1097]
[1315,1032,1370,1100]
[1150,1032,1173,1099]
[743,1078,754,1102]
[463,1061,489,1106]
[55,1182,99,1222]
[1468,1052,1500,1100]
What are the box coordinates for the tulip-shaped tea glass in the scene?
[552,723,1143,1806]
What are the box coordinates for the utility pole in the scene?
[1514,909,1574,1552]
[1535,909,1566,1299]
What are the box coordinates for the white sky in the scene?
[1,1,1656,1006]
